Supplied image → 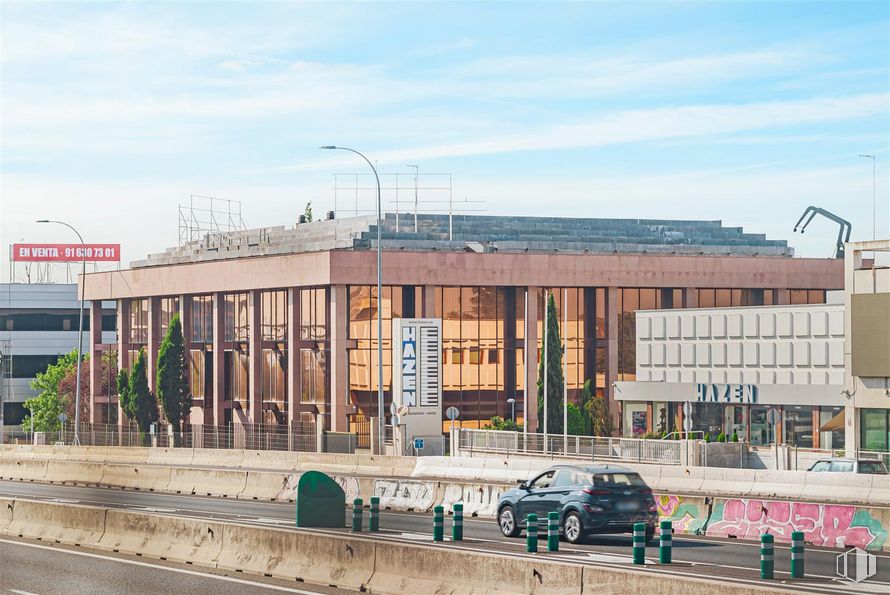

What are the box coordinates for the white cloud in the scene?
[283,92,889,170]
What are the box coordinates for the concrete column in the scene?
[606,287,620,433]
[248,290,263,424]
[329,284,349,432]
[421,285,437,317]
[117,300,130,435]
[212,292,226,426]
[89,301,102,424]
[525,286,539,433]
[286,288,299,425]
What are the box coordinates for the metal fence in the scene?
[3,421,323,453]
[458,429,683,465]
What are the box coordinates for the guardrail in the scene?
[458,428,684,465]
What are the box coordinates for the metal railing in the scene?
[2,421,324,453]
[458,429,683,465]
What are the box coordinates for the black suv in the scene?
[496,464,658,544]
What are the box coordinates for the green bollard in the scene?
[790,531,804,578]
[659,520,672,564]
[452,503,463,541]
[526,514,538,553]
[547,511,559,552]
[760,533,774,579]
[632,522,646,565]
[369,496,380,532]
[351,498,363,533]
[433,505,444,542]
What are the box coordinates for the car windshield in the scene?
[858,462,888,474]
[592,472,646,487]
[809,461,831,472]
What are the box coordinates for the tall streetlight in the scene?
[320,146,384,454]
[37,219,86,446]
[406,164,419,233]
[858,154,876,241]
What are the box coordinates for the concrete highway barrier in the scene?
[44,460,105,486]
[0,497,807,594]
[0,497,13,532]
[99,508,225,566]
[216,522,376,589]
[7,498,106,545]
[0,458,48,482]
[1,445,888,551]
[99,463,172,492]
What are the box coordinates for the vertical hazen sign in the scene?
[392,318,442,439]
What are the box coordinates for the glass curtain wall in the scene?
[347,286,404,425]
[224,292,249,420]
[618,289,682,381]
[188,295,213,410]
[261,290,287,425]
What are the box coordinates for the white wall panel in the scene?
[743,314,759,338]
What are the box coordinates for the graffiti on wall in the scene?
[657,495,887,552]
[707,499,887,551]
[658,495,707,535]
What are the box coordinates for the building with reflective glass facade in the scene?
[81,213,842,443]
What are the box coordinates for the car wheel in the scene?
[563,511,584,544]
[499,505,521,538]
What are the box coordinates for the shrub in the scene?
[731,431,739,443]
[717,432,727,443]
[704,432,711,443]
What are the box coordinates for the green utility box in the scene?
[295,471,346,528]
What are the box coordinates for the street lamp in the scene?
[320,146,385,454]
[507,397,516,422]
[858,154,876,241]
[36,219,86,446]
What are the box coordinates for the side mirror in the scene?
[516,480,528,490]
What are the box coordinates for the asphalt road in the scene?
[0,479,887,594]
[0,535,349,595]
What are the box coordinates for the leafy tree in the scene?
[304,201,313,222]
[24,350,79,432]
[129,348,159,445]
[537,292,564,434]
[484,416,523,432]
[566,402,584,435]
[584,392,615,437]
[117,368,134,420]
[156,314,191,445]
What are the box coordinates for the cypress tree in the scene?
[157,314,191,446]
[537,292,565,434]
[130,348,159,446]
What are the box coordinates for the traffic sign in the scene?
[682,402,692,417]
[446,406,460,421]
[413,438,425,450]
[767,409,781,425]
[58,413,67,423]
[683,416,692,433]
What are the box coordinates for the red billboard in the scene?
[11,243,121,262]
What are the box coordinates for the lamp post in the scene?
[507,398,516,423]
[858,154,876,241]
[36,219,86,446]
[320,146,384,454]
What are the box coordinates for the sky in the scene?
[1,1,889,278]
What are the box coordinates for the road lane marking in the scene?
[0,538,324,594]
[9,589,41,595]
